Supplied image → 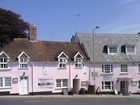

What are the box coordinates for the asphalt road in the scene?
[0,97,140,105]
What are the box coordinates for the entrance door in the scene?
[19,76,28,95]
[73,79,80,94]
[120,81,128,95]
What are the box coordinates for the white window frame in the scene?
[74,58,83,68]
[138,64,140,73]
[0,57,8,69]
[138,81,140,90]
[126,45,136,54]
[102,64,113,74]
[108,46,118,54]
[102,81,113,91]
[120,64,128,73]
[19,57,29,69]
[58,57,67,69]
[56,79,68,88]
[0,77,11,88]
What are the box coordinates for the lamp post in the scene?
[92,26,99,93]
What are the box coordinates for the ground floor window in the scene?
[138,81,140,90]
[102,81,113,91]
[0,77,11,88]
[56,79,68,88]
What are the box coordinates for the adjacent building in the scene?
[72,33,140,95]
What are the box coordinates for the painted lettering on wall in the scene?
[38,78,53,88]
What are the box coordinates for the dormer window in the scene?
[57,52,68,69]
[0,51,9,69]
[19,57,29,69]
[74,52,84,68]
[18,52,30,69]
[108,46,118,54]
[58,57,67,68]
[126,45,136,54]
[0,57,8,69]
[74,58,83,68]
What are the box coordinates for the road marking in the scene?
[25,99,70,103]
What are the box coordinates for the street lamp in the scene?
[92,26,99,94]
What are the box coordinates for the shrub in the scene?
[79,88,86,94]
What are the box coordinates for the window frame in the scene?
[138,81,140,90]
[108,46,118,54]
[74,57,83,68]
[56,79,68,88]
[138,64,140,73]
[102,81,114,91]
[58,57,67,69]
[19,57,29,69]
[0,77,11,88]
[120,64,128,73]
[0,57,9,69]
[126,45,136,54]
[102,64,113,74]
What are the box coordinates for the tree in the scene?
[0,8,29,47]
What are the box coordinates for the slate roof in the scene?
[74,33,140,63]
[0,38,89,62]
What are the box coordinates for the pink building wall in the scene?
[91,63,140,94]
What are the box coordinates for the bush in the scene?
[69,88,74,95]
[79,88,86,94]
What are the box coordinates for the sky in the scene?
[0,0,140,41]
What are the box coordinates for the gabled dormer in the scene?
[57,51,68,69]
[0,51,10,69]
[74,52,84,68]
[18,51,30,69]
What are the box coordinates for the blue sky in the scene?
[0,0,140,41]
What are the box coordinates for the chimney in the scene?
[28,24,37,41]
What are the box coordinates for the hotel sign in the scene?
[38,78,53,88]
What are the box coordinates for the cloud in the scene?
[110,24,140,33]
[102,0,140,34]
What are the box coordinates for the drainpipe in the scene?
[88,61,91,85]
[31,62,34,95]
[68,62,71,91]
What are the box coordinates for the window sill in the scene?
[18,68,29,70]
[55,87,68,90]
[101,89,113,92]
[74,67,83,69]
[58,68,67,70]
[108,53,117,55]
[0,68,11,71]
[0,87,12,89]
[101,73,113,75]
[120,72,128,75]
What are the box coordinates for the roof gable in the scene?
[57,51,69,59]
[18,51,30,59]
[74,52,84,58]
[0,51,10,58]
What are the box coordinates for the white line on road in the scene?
[25,99,70,103]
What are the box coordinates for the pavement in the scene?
[0,94,140,99]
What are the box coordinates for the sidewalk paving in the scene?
[0,94,140,99]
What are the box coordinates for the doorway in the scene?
[19,76,29,95]
[73,79,80,94]
[120,81,128,95]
